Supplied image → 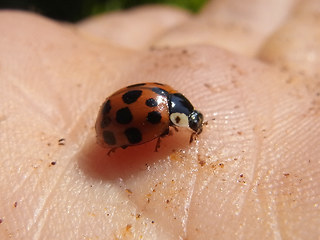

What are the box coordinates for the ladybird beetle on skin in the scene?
[95,82,204,155]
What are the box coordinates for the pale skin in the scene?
[1,0,320,239]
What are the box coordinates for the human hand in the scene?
[1,1,319,239]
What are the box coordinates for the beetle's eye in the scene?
[189,111,203,133]
[170,113,189,127]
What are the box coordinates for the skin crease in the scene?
[0,0,320,239]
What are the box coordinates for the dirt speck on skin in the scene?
[126,224,132,231]
[203,82,227,94]
[14,202,18,208]
[117,224,133,238]
[308,98,320,116]
[283,173,290,177]
[125,189,132,194]
[0,114,7,122]
[170,151,184,162]
[146,193,151,203]
[198,160,206,166]
[237,173,246,184]
[230,63,246,76]
[146,47,195,71]
[181,49,189,55]
[58,138,65,145]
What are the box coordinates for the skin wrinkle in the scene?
[28,160,72,240]
[244,78,278,237]
[182,148,199,238]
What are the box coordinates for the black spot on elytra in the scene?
[125,128,142,144]
[127,83,146,88]
[145,98,158,107]
[103,131,116,145]
[122,90,142,104]
[152,87,169,97]
[100,116,111,128]
[147,111,162,124]
[116,107,132,124]
[102,100,111,114]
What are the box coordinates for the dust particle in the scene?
[125,189,132,194]
[182,49,188,54]
[126,224,132,231]
[58,138,65,145]
[198,160,206,166]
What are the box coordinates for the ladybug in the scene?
[95,82,203,154]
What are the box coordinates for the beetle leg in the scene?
[107,147,117,156]
[189,132,197,143]
[154,137,161,152]
[172,126,179,132]
[153,128,170,152]
[161,127,170,136]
